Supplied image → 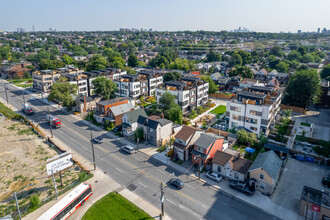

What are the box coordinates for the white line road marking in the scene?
[157,169,167,175]
[166,199,176,205]
[115,168,123,173]
[138,182,147,188]
[134,156,143,162]
[98,157,104,161]
[185,184,195,190]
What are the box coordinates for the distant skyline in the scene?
[1,0,330,33]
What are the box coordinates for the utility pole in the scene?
[47,107,53,138]
[13,192,21,220]
[5,83,9,104]
[52,171,58,200]
[90,129,96,170]
[160,183,164,216]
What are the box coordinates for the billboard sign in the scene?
[46,152,73,176]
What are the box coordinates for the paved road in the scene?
[0,82,279,220]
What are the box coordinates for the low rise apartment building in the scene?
[155,75,209,114]
[226,85,282,136]
[114,72,163,98]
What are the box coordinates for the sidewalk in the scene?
[140,147,303,220]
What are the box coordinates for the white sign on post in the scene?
[46,152,73,176]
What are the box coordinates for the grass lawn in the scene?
[210,105,226,115]
[8,78,33,85]
[16,83,33,88]
[82,192,152,220]
[300,122,311,127]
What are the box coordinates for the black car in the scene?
[322,177,330,188]
[113,125,122,133]
[168,178,184,189]
[92,138,103,144]
[229,180,255,196]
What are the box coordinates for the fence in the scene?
[209,93,233,100]
[280,104,306,114]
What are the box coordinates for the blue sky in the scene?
[1,0,329,32]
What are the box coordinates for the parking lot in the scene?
[272,157,329,212]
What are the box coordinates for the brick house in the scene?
[191,133,225,169]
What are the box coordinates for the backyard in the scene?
[210,105,226,115]
[82,192,152,220]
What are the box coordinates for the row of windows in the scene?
[53,187,92,220]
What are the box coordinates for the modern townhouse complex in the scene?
[226,85,282,136]
[155,75,209,113]
[114,72,163,98]
[32,66,84,92]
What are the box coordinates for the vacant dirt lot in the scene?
[0,117,80,217]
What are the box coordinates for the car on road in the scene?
[92,138,103,144]
[229,180,255,196]
[121,145,134,154]
[322,177,330,188]
[113,125,122,133]
[168,178,184,189]
[29,97,38,101]
[205,171,223,182]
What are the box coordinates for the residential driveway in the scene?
[272,157,329,212]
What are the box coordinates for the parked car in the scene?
[322,177,330,188]
[121,145,134,154]
[168,178,184,189]
[205,171,223,182]
[93,138,103,144]
[113,125,122,133]
[229,180,255,196]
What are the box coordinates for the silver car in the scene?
[205,171,223,182]
[121,145,135,154]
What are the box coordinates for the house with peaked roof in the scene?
[108,103,135,126]
[137,115,173,146]
[249,150,283,195]
[191,133,225,169]
[173,125,203,161]
[212,151,252,182]
[122,108,147,136]
[255,68,268,80]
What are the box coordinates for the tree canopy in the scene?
[201,75,218,94]
[229,66,253,78]
[320,64,330,81]
[127,54,139,67]
[92,77,117,100]
[283,69,321,108]
[48,82,78,110]
[163,71,181,82]
[87,55,108,71]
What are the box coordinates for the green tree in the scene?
[297,46,307,56]
[127,54,139,67]
[92,77,117,100]
[39,59,65,70]
[287,50,302,61]
[168,105,183,125]
[276,61,290,73]
[320,64,330,80]
[29,195,41,211]
[201,75,218,94]
[159,92,176,111]
[290,60,301,70]
[48,82,78,110]
[283,69,322,108]
[25,65,36,71]
[237,129,257,145]
[208,66,215,74]
[269,46,283,57]
[168,58,196,71]
[163,71,181,82]
[302,54,314,63]
[134,128,144,142]
[229,53,242,67]
[61,54,73,65]
[229,66,253,78]
[86,55,108,71]
[206,49,221,62]
[237,50,253,65]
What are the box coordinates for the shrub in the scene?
[29,195,41,211]
[78,172,88,182]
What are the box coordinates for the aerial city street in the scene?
[0,1,329,220]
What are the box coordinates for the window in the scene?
[217,166,221,173]
[250,110,258,115]
[250,126,257,131]
[259,182,266,189]
[149,128,153,132]
[230,106,241,112]
[231,122,238,128]
[232,114,239,120]
[197,147,203,153]
[260,174,264,180]
[234,172,239,179]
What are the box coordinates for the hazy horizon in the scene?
[1,0,330,33]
